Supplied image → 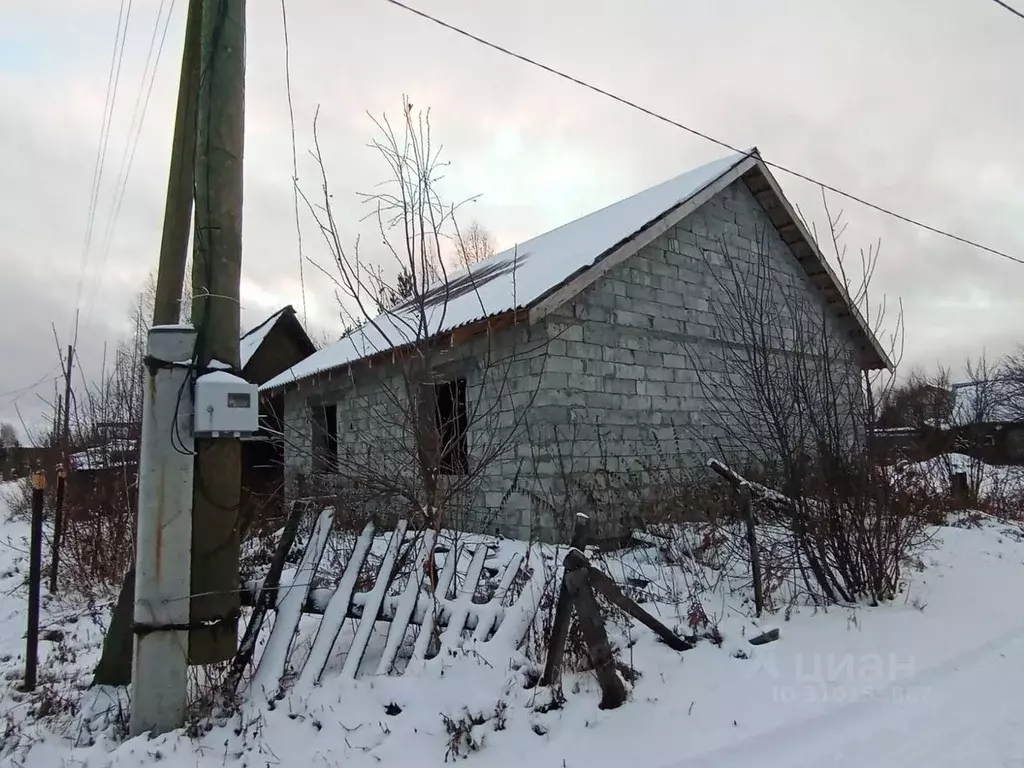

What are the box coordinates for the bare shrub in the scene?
[682,192,935,604]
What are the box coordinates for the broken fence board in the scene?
[493,552,524,604]
[340,520,409,679]
[411,543,460,662]
[473,552,524,643]
[250,507,334,698]
[376,529,437,675]
[298,521,375,688]
[439,546,489,653]
[227,499,308,694]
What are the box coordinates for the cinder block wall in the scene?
[284,178,863,543]
[522,178,863,540]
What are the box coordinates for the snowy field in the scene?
[3,480,1024,767]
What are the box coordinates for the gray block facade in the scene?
[282,177,864,542]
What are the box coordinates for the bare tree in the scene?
[454,220,496,269]
[876,366,952,430]
[295,97,545,544]
[682,191,931,604]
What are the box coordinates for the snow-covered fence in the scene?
[242,507,538,700]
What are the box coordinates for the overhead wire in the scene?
[73,0,134,346]
[0,368,63,404]
[83,0,177,330]
[988,0,1024,21]
[280,0,309,328]
[378,0,1024,267]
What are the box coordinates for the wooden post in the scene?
[189,0,245,664]
[153,0,202,326]
[562,554,626,710]
[739,483,764,617]
[49,345,73,594]
[23,471,45,691]
[49,466,66,593]
[541,512,589,686]
[951,472,970,508]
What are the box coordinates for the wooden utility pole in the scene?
[188,0,245,664]
[93,0,203,689]
[153,0,203,327]
[49,344,74,593]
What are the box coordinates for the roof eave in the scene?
[741,160,893,372]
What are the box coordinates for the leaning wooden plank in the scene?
[297,521,375,688]
[472,552,523,643]
[226,499,308,695]
[249,507,335,699]
[375,529,436,675]
[340,520,409,679]
[439,546,489,653]
[574,551,693,652]
[410,542,460,662]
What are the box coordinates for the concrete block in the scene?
[603,347,635,365]
[567,341,603,361]
[613,309,650,328]
[605,378,638,395]
[583,359,617,378]
[547,321,584,343]
[612,363,646,380]
[632,350,664,368]
[652,316,682,334]
[636,378,667,397]
[545,356,586,375]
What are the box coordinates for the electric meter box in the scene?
[193,370,259,438]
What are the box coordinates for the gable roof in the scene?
[263,149,889,393]
[240,304,315,372]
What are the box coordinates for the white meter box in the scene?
[194,370,259,437]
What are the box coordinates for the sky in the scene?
[1,0,1022,438]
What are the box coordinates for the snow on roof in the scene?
[240,306,292,369]
[69,438,139,471]
[951,379,1023,426]
[262,149,754,391]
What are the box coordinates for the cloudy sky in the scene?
[1,0,1022,437]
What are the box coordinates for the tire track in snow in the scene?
[662,619,1024,768]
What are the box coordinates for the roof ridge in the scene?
[240,304,292,341]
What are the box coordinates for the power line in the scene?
[74,0,134,343]
[379,0,1024,267]
[83,0,177,328]
[0,368,63,404]
[280,0,309,328]
[988,0,1024,21]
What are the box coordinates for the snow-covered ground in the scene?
[3,481,1024,767]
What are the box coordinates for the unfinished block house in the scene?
[262,149,889,541]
